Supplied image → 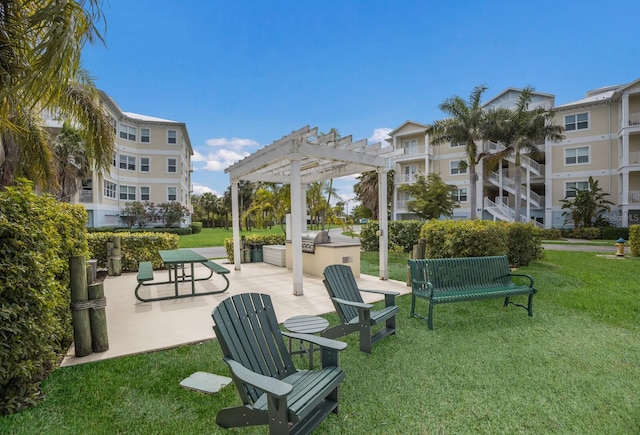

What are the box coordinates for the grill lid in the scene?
[301,231,331,253]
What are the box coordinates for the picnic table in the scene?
[134,249,230,302]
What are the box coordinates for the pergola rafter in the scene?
[224,125,395,295]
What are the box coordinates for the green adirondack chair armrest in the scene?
[360,288,401,296]
[223,357,293,398]
[283,332,348,351]
[330,297,373,310]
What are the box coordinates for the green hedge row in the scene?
[360,220,423,252]
[87,232,179,272]
[0,181,89,415]
[628,225,640,256]
[224,234,286,263]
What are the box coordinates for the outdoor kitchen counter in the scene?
[285,241,361,278]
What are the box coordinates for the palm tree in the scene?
[52,122,91,202]
[486,87,564,221]
[0,1,114,190]
[426,85,489,219]
[353,170,395,218]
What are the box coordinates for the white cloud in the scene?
[369,127,392,145]
[205,137,259,148]
[191,183,219,196]
[194,148,251,172]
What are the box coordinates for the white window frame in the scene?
[564,112,589,132]
[167,186,177,201]
[140,186,150,201]
[119,185,136,201]
[450,160,467,175]
[565,181,589,198]
[140,128,150,143]
[454,188,468,202]
[103,180,117,199]
[167,129,177,145]
[119,123,137,141]
[119,154,136,171]
[402,165,418,183]
[112,152,117,167]
[565,146,590,166]
[140,157,150,172]
[402,139,417,156]
[167,158,177,173]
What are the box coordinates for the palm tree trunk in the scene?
[469,164,477,219]
[514,164,522,222]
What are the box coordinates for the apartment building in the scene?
[387,77,640,229]
[45,90,193,227]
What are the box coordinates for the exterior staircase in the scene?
[484,197,543,228]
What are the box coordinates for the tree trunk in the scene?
[514,164,522,222]
[469,164,478,219]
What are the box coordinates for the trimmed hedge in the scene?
[190,221,203,234]
[600,227,629,241]
[629,225,640,256]
[224,234,286,263]
[540,228,562,240]
[0,181,88,415]
[87,232,179,271]
[359,220,423,253]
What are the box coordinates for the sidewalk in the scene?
[61,258,410,367]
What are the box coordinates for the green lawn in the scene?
[178,226,285,248]
[1,251,638,433]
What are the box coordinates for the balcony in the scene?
[630,112,640,126]
[395,174,420,185]
[80,189,93,203]
[629,191,640,203]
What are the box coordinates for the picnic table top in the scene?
[159,249,207,264]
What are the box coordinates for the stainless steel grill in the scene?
[301,231,331,253]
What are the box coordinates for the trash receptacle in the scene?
[250,244,263,262]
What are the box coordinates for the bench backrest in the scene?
[409,256,512,294]
[212,293,297,405]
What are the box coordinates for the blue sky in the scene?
[81,0,639,202]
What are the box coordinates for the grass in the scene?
[178,227,285,248]
[1,251,639,433]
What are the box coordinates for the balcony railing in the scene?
[630,152,640,165]
[80,189,93,203]
[629,191,640,203]
[630,112,640,126]
[395,174,420,185]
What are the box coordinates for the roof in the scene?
[225,125,400,184]
[555,90,616,109]
[122,111,177,123]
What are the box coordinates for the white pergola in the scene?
[224,125,398,295]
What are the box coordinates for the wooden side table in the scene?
[283,315,330,369]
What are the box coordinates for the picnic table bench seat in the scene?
[408,255,536,330]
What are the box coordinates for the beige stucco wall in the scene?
[285,242,361,278]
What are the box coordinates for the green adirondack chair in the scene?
[322,264,400,354]
[211,293,347,434]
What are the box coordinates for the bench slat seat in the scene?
[136,261,154,282]
[409,255,536,330]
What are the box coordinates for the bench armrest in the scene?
[224,357,293,398]
[411,279,434,297]
[331,296,373,310]
[282,332,348,351]
[509,273,535,287]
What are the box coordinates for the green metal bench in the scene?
[408,255,536,330]
[212,293,347,434]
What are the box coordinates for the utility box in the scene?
[263,245,286,267]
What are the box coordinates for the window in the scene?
[167,158,177,173]
[564,112,589,131]
[565,146,590,165]
[103,180,116,199]
[453,188,468,202]
[402,139,417,155]
[140,186,150,201]
[140,157,150,172]
[140,128,150,143]
[119,185,136,201]
[119,154,136,171]
[565,181,589,198]
[167,129,177,144]
[450,160,467,175]
[110,117,118,135]
[119,123,137,141]
[403,165,418,183]
[112,152,117,167]
[167,187,177,201]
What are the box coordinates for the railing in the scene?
[487,141,543,175]
[483,197,543,228]
[630,112,640,126]
[629,191,640,203]
[80,190,93,203]
[395,174,420,185]
[487,172,542,206]
[630,152,640,165]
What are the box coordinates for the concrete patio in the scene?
[61,259,411,367]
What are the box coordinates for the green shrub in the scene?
[389,220,424,252]
[540,228,562,240]
[569,227,601,239]
[359,221,380,251]
[600,227,629,241]
[190,221,203,234]
[504,223,544,267]
[87,232,179,271]
[629,225,640,256]
[0,181,88,415]
[421,220,509,259]
[224,234,286,263]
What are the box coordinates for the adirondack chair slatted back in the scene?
[212,293,296,404]
[412,256,513,294]
[323,264,364,323]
